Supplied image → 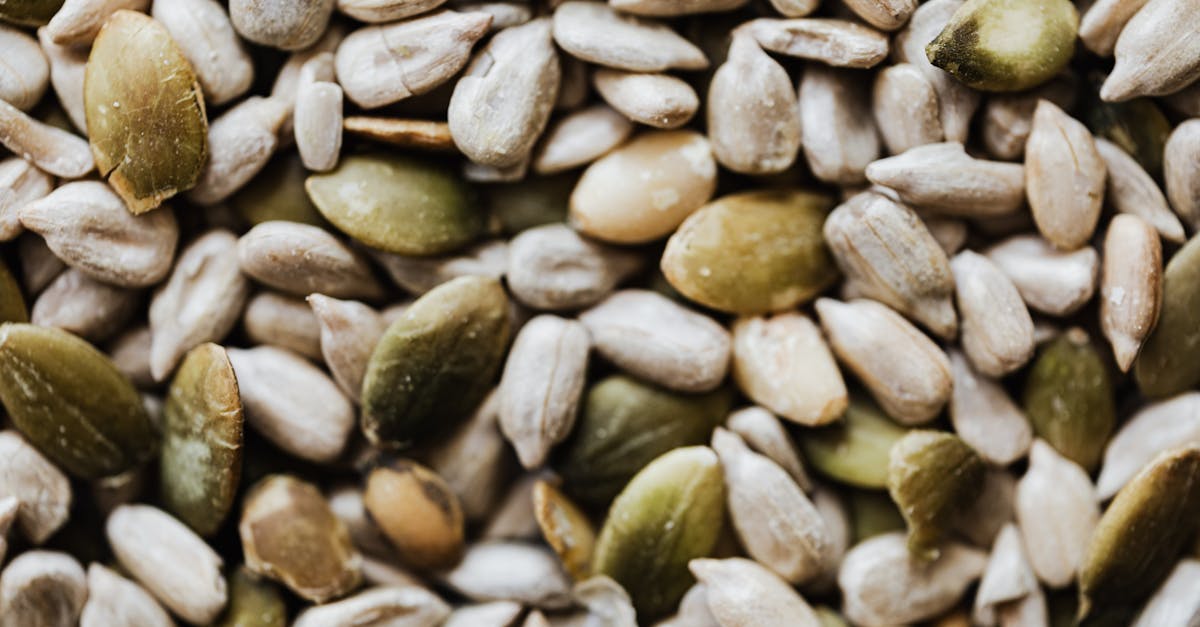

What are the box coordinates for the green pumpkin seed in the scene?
[486,173,573,235]
[160,343,243,537]
[1023,329,1115,471]
[887,430,985,561]
[84,10,208,214]
[558,375,733,508]
[0,259,26,323]
[816,606,851,627]
[216,568,287,627]
[361,276,510,446]
[1135,235,1200,398]
[229,153,327,227]
[1085,94,1171,179]
[847,489,906,543]
[592,446,725,621]
[661,189,838,314]
[925,0,1078,92]
[305,153,483,256]
[1079,447,1200,620]
[0,323,157,478]
[0,0,63,26]
[800,395,908,489]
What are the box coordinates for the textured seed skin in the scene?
[1100,214,1162,372]
[800,395,908,489]
[0,323,156,479]
[1022,329,1114,471]
[592,447,725,621]
[1079,448,1200,619]
[731,314,848,427]
[1135,235,1200,398]
[0,550,87,627]
[887,430,985,560]
[306,153,483,256]
[662,190,837,315]
[160,343,243,537]
[361,276,510,446]
[1024,100,1106,251]
[84,10,208,214]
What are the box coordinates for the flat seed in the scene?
[532,480,596,580]
[237,221,385,300]
[741,18,890,68]
[149,229,249,381]
[1079,0,1148,56]
[726,406,812,490]
[1014,440,1098,588]
[593,447,725,620]
[228,346,354,463]
[799,65,880,185]
[0,550,86,627]
[230,0,333,50]
[800,395,908,489]
[1100,0,1200,101]
[1164,119,1200,231]
[948,350,1033,466]
[558,374,731,507]
[361,276,510,445]
[364,460,465,570]
[441,541,572,608]
[32,268,139,342]
[532,105,633,175]
[240,475,362,603]
[1096,137,1186,242]
[293,586,451,627]
[160,343,243,537]
[1022,329,1114,471]
[971,524,1041,626]
[551,2,708,72]
[872,63,944,155]
[594,69,697,130]
[335,11,492,109]
[306,152,483,256]
[479,473,539,541]
[0,157,53,242]
[985,234,1099,316]
[0,323,157,478]
[1101,214,1162,372]
[84,10,207,214]
[215,569,287,627]
[579,289,730,393]
[866,143,1025,218]
[507,224,640,312]
[887,430,985,560]
[243,292,322,360]
[1134,234,1200,397]
[0,0,63,26]
[0,430,71,543]
[152,0,253,106]
[0,97,93,179]
[1097,393,1200,501]
[951,250,1035,377]
[707,34,801,175]
[307,294,385,404]
[343,117,456,152]
[80,563,172,627]
[107,504,227,624]
[0,24,49,111]
[690,558,821,626]
[230,152,328,227]
[1025,100,1106,250]
[1079,448,1200,618]
[569,130,716,244]
[338,0,449,22]
[730,313,846,426]
[44,0,147,45]
[1132,559,1200,627]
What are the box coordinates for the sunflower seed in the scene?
[593,69,697,130]
[443,601,523,627]
[440,541,572,609]
[1014,440,1098,588]
[799,65,880,185]
[952,250,1035,377]
[573,576,637,627]
[1164,119,1200,231]
[1132,558,1200,627]
[0,550,86,627]
[551,2,708,72]
[866,143,1025,218]
[0,98,92,178]
[339,0,450,22]
[424,393,508,522]
[153,0,253,106]
[230,0,333,50]
[948,350,1033,466]
[980,78,1076,160]
[0,24,48,112]
[80,563,172,627]
[501,222,636,310]
[707,34,801,175]
[532,105,632,175]
[955,467,1018,549]
[972,524,1041,627]
[365,460,465,570]
[726,406,812,490]
[0,431,71,544]
[1097,392,1200,501]
[270,23,346,108]
[16,233,65,295]
[32,268,139,342]
[1025,100,1107,250]
[872,63,943,155]
[45,0,147,46]
[1100,0,1200,101]
[190,97,290,206]
[294,55,343,173]
[237,221,385,300]
[608,0,747,15]
[690,557,821,626]
[1095,137,1185,242]
[893,0,980,143]
[1134,234,1200,397]
[741,18,889,68]
[307,294,385,404]
[985,234,1099,316]
[243,292,322,360]
[293,586,451,627]
[1079,0,1148,57]
[0,158,52,242]
[1101,214,1162,371]
[35,31,84,134]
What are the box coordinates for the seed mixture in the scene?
[0,0,1199,624]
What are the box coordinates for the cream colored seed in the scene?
[189,97,290,206]
[439,542,573,609]
[0,431,71,544]
[952,250,1035,377]
[1164,119,1200,231]
[243,292,323,361]
[690,558,821,626]
[307,294,386,404]
[0,157,53,242]
[972,524,1043,627]
[551,1,709,72]
[1096,393,1200,500]
[0,25,48,112]
[1079,0,1149,57]
[872,63,943,155]
[230,0,334,50]
[799,65,880,185]
[294,55,344,173]
[36,29,88,133]
[443,601,524,627]
[79,564,172,627]
[608,0,749,16]
[948,350,1033,466]
[841,0,915,30]
[108,326,154,389]
[0,551,87,627]
[236,221,385,300]
[1101,0,1200,101]
[985,234,1099,317]
[727,406,812,491]
[45,0,149,46]
[1095,137,1186,243]
[573,576,638,627]
[294,586,451,627]
[866,143,1025,218]
[1015,441,1099,588]
[1101,214,1162,372]
[1132,559,1200,627]
[0,99,93,179]
[152,0,254,106]
[374,240,508,297]
[1025,100,1106,250]
[338,0,450,22]
[593,69,698,130]
[707,34,801,175]
[507,224,640,310]
[740,18,890,68]
[427,392,510,522]
[894,0,980,143]
[532,104,633,175]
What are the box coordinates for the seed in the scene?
[1014,440,1099,588]
[689,558,821,626]
[440,541,573,608]
[1100,215,1162,372]
[580,289,731,393]
[532,480,596,580]
[84,10,207,214]
[1079,0,1148,56]
[80,563,172,627]
[507,225,641,312]
[229,153,327,227]
[0,431,71,544]
[887,430,986,560]
[1095,137,1185,243]
[215,568,286,627]
[1097,393,1200,500]
[364,460,465,570]
[569,130,717,244]
[307,294,385,404]
[0,157,53,242]
[558,374,732,507]
[872,64,944,155]
[294,586,451,627]
[0,0,63,26]
[338,0,449,22]
[1023,329,1114,471]
[947,350,1033,466]
[108,504,227,624]
[866,143,1026,218]
[362,276,510,446]
[926,0,1077,92]
[16,233,65,296]
[551,2,708,72]
[0,550,87,627]
[0,25,48,112]
[726,406,812,490]
[152,0,253,106]
[706,34,801,174]
[190,96,290,206]
[1164,119,1200,231]
[240,475,362,603]
[594,69,697,130]
[663,190,836,315]
[951,249,1035,377]
[741,18,889,68]
[105,327,156,392]
[237,221,385,300]
[375,239,508,298]
[242,293,321,360]
[0,98,93,179]
[0,258,27,323]
[427,393,508,521]
[343,117,456,152]
[0,323,157,478]
[801,395,908,489]
[593,447,725,620]
[294,56,343,173]
[895,0,982,143]
[955,467,1017,550]
[842,0,915,30]
[573,576,638,626]
[1024,100,1106,250]
[971,524,1041,627]
[730,313,847,426]
[306,152,483,256]
[1079,448,1200,618]
[1100,0,1200,101]
[984,234,1099,316]
[31,269,137,343]
[1087,96,1171,179]
[1134,235,1200,397]
[532,105,633,175]
[608,0,748,15]
[443,601,523,627]
[230,0,333,50]
[799,66,880,185]
[1132,559,1200,627]
[980,77,1076,160]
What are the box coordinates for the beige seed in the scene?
[666,584,721,627]
[593,69,698,130]
[230,0,334,50]
[443,601,524,627]
[45,0,149,46]
[0,157,53,242]
[1095,137,1186,242]
[608,0,748,15]
[730,313,847,427]
[894,0,980,143]
[1015,440,1099,588]
[294,55,344,173]
[189,97,290,205]
[799,65,880,185]
[427,391,510,521]
[872,63,944,155]
[152,0,254,106]
[0,98,93,178]
[1096,392,1200,500]
[498,315,590,469]
[237,221,385,300]
[741,18,890,68]
[32,268,139,342]
[925,217,969,256]
[726,406,812,491]
[690,558,821,626]
[108,325,154,389]
[460,3,528,30]
[1079,0,1149,57]
[707,34,801,175]
[79,564,172,627]
[294,586,451,627]
[1025,100,1106,250]
[815,298,952,425]
[36,28,88,133]
[308,294,386,404]
[841,0,916,30]
[980,80,1077,161]
[1164,119,1200,231]
[462,159,529,183]
[439,541,573,609]
[573,576,638,627]
[948,350,1033,466]
[338,0,450,22]
[1100,0,1200,101]
[580,289,731,393]
[1101,214,1162,372]
[448,18,560,169]
[952,250,1035,377]
[532,104,633,175]
[972,524,1042,627]
[823,192,957,339]
[985,234,1099,317]
[0,25,49,112]
[0,551,86,627]
[16,233,65,296]
[0,431,71,544]
[1132,559,1200,627]
[148,229,250,381]
[243,292,323,360]
[271,24,346,109]
[334,11,492,109]
[866,143,1025,218]
[227,346,355,463]
[18,181,177,288]
[551,1,708,72]
[107,504,227,625]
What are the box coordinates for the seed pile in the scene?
[0,0,1199,624]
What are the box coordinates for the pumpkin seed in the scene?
[1134,235,1200,397]
[800,395,908,489]
[215,568,286,627]
[1023,328,1115,471]
[363,459,465,570]
[887,430,986,561]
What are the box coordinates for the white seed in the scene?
[189,97,290,205]
[580,289,731,393]
[36,29,88,133]
[272,25,346,110]
[815,297,952,425]
[308,294,386,404]
[1101,214,1162,372]
[1132,558,1200,627]
[866,142,1025,218]
[731,314,847,427]
[799,65,880,185]
[230,0,335,50]
[481,473,540,541]
[972,524,1042,627]
[443,601,524,627]
[985,234,1099,317]
[532,105,633,175]
[1025,100,1106,250]
[726,407,812,491]
[1095,137,1186,243]
[295,55,344,172]
[453,1,530,29]
[689,557,821,626]
[952,250,1035,377]
[32,268,139,343]
[841,0,916,30]
[925,217,969,256]
[45,0,148,46]
[707,34,801,175]
[339,0,450,22]
[872,63,943,155]
[593,69,697,130]
[228,346,355,463]
[1164,119,1200,231]
[1015,441,1099,588]
[1079,0,1149,57]
[0,431,71,544]
[106,504,227,625]
[439,541,573,609]
[80,564,172,627]
[551,1,708,72]
[508,225,642,311]
[293,586,452,627]
[463,159,529,183]
[0,25,49,112]
[980,78,1077,161]
[237,221,385,300]
[0,551,86,627]
[18,181,177,288]
[153,0,254,106]
[948,351,1033,467]
[243,292,323,360]
[1100,0,1200,101]
[1096,392,1200,500]
[740,18,889,68]
[0,157,53,243]
[0,98,94,178]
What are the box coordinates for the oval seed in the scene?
[506,224,642,312]
[440,541,572,608]
[32,269,138,343]
[293,586,451,627]
[1097,393,1200,500]
[236,221,385,300]
[800,395,908,489]
[1015,440,1099,588]
[593,69,697,130]
[152,0,254,106]
[1100,214,1162,372]
[1024,100,1106,250]
[951,249,1035,377]
[887,430,985,560]
[551,1,708,72]
[230,0,333,50]
[363,460,465,570]
[0,431,71,543]
[706,34,800,175]
[242,293,322,361]
[307,294,386,404]
[0,25,49,111]
[1134,234,1200,397]
[80,563,172,627]
[215,568,286,627]
[689,558,821,626]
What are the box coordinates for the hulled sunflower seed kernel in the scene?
[1096,137,1186,243]
[0,550,86,627]
[1100,0,1200,101]
[0,431,71,544]
[243,292,322,360]
[443,601,524,627]
[1164,119,1200,231]
[551,2,708,73]
[985,234,1099,316]
[872,63,944,155]
[865,143,1025,218]
[427,392,508,522]
[364,460,465,570]
[230,0,334,50]
[979,77,1076,160]
[741,18,890,68]
[307,294,386,404]
[593,69,698,130]
[1097,393,1200,500]
[1079,0,1148,57]
[0,98,93,179]
[842,0,915,30]
[887,430,985,560]
[506,229,639,313]
[608,0,748,15]
[895,0,982,143]
[237,221,385,300]
[190,96,290,206]
[440,541,572,609]
[727,406,812,490]
[1024,100,1106,250]
[294,55,343,173]
[799,65,880,186]
[152,0,253,106]
[706,34,800,175]
[0,24,48,112]
[80,563,172,627]
[971,523,1042,627]
[45,0,148,46]
[951,249,1035,377]
[32,268,139,343]
[532,105,633,175]
[690,558,821,626]
[948,350,1032,466]
[374,239,508,297]
[0,157,53,242]
[1101,214,1162,372]
[1132,558,1200,627]
[1014,440,1098,588]
[293,586,452,627]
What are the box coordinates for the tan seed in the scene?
[189,97,289,206]
[799,66,880,185]
[866,143,1025,218]
[971,524,1041,626]
[1101,214,1163,372]
[1097,393,1200,501]
[0,157,53,242]
[1014,440,1098,588]
[0,98,93,178]
[293,586,451,627]
[532,480,596,580]
[1079,0,1149,57]
[952,250,1035,377]
[551,1,708,72]
[1024,100,1106,250]
[440,541,572,608]
[307,294,386,404]
[533,105,633,175]
[0,431,71,544]
[948,350,1033,466]
[1164,119,1200,231]
[593,69,697,130]
[237,221,385,300]
[338,0,450,22]
[841,0,915,30]
[32,268,139,342]
[343,117,456,152]
[36,29,87,134]
[985,234,1099,316]
[731,313,847,427]
[707,34,801,175]
[893,0,980,143]
[294,55,343,173]
[152,0,253,106]
[45,0,148,46]
[0,551,86,627]
[79,564,172,627]
[1096,137,1186,242]
[0,24,49,112]
[507,224,641,311]
[741,18,890,68]
[243,292,322,360]
[1100,0,1200,101]
[230,0,334,50]
[872,63,944,155]
[690,558,821,626]
[726,406,812,490]
[1132,559,1200,627]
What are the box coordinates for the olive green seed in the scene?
[800,395,909,490]
[1023,329,1115,471]
[1134,234,1200,397]
[887,430,985,561]
[216,568,287,627]
[0,259,27,324]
